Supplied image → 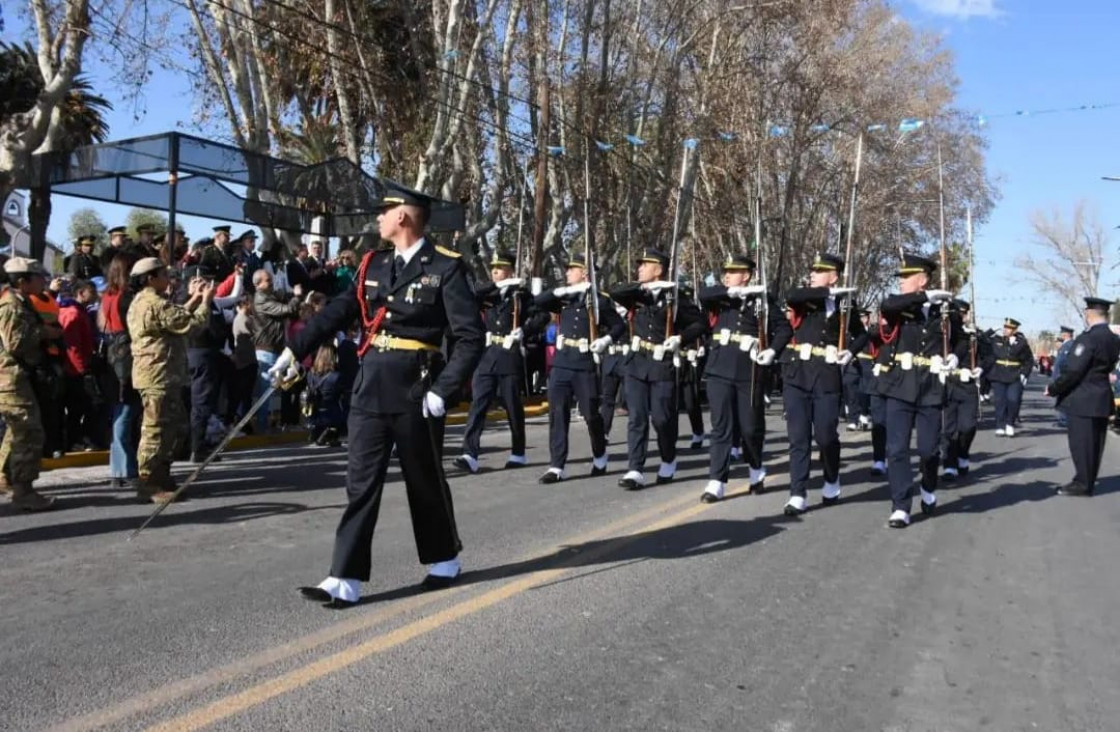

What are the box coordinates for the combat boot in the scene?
[10,483,58,512]
[136,467,177,505]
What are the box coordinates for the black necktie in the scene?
[392,255,405,286]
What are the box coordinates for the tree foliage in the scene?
[66,207,108,250]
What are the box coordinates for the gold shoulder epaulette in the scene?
[435,245,462,259]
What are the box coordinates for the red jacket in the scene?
[58,299,95,376]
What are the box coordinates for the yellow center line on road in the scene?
[143,481,768,732]
[48,477,766,732]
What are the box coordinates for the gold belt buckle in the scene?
[373,333,391,351]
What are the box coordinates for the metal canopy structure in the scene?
[30,131,465,237]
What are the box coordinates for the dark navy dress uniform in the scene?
[876,256,966,524]
[599,332,627,439]
[1048,299,1120,495]
[610,257,706,486]
[858,328,887,471]
[533,258,626,481]
[700,275,791,488]
[290,237,484,581]
[677,285,707,445]
[458,269,549,468]
[987,318,1034,434]
[842,311,871,428]
[940,300,992,477]
[780,254,868,509]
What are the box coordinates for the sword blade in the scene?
[128,382,281,541]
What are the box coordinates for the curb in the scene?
[42,402,551,471]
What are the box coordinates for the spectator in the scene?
[29,279,66,458]
[58,279,102,452]
[234,230,262,290]
[99,251,141,489]
[334,249,357,293]
[281,293,327,427]
[250,268,302,432]
[259,240,291,294]
[304,344,345,447]
[286,244,312,294]
[228,294,257,430]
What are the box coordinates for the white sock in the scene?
[547,467,565,479]
[622,470,644,485]
[458,454,479,472]
[889,510,910,526]
[921,488,936,505]
[506,454,527,465]
[317,576,361,603]
[703,480,725,499]
[427,557,461,578]
[822,480,841,500]
[658,460,677,478]
[749,466,767,486]
[592,453,608,470]
[785,495,807,511]
[943,467,958,476]
[872,460,886,472]
[691,433,704,444]
[959,459,970,469]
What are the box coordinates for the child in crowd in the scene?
[304,344,345,447]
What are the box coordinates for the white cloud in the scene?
[911,0,1002,19]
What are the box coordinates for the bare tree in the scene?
[1017,200,1111,324]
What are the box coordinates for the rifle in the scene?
[752,151,767,405]
[967,204,977,370]
[666,144,691,341]
[584,144,600,361]
[937,143,950,358]
[512,182,525,332]
[838,132,863,352]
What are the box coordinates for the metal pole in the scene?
[166,133,179,266]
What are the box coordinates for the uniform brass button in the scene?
[385,312,393,319]
[387,295,394,302]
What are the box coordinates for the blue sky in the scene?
[8,0,1118,334]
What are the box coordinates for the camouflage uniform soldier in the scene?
[127,257,213,503]
[0,258,60,511]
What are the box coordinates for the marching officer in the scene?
[677,283,707,450]
[68,236,103,280]
[127,257,214,503]
[272,190,485,606]
[0,258,62,511]
[533,253,625,484]
[859,311,888,476]
[609,248,706,490]
[987,317,1033,436]
[843,309,872,430]
[875,254,963,528]
[1052,325,1076,427]
[697,252,791,502]
[598,299,629,441]
[1046,297,1120,496]
[941,299,989,480]
[454,249,549,473]
[780,253,867,515]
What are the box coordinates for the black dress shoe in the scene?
[783,504,806,517]
[920,500,937,516]
[700,492,721,504]
[941,471,957,482]
[1057,482,1091,497]
[299,586,359,608]
[888,517,909,529]
[590,466,608,477]
[421,573,460,591]
[821,495,840,507]
[690,439,704,449]
[959,466,970,476]
[538,471,563,485]
[504,460,526,469]
[618,477,644,490]
[655,475,674,485]
[751,482,766,495]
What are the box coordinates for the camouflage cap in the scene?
[130,257,167,278]
[3,257,47,277]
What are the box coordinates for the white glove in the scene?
[944,354,960,371]
[496,277,522,289]
[753,348,776,366]
[614,304,628,318]
[971,367,983,379]
[421,391,446,418]
[589,335,612,354]
[1020,374,1028,387]
[663,335,682,352]
[641,280,676,293]
[728,285,765,299]
[267,347,300,386]
[925,289,953,304]
[509,327,524,343]
[836,349,854,366]
[829,287,856,297]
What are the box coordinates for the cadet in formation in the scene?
[987,317,1033,436]
[534,253,625,484]
[609,248,706,490]
[780,253,866,516]
[273,190,485,607]
[697,252,791,502]
[677,283,707,450]
[455,249,548,473]
[874,254,960,528]
[1046,297,1120,496]
[857,310,888,476]
[940,299,987,481]
[598,299,629,443]
[127,257,213,504]
[0,258,61,511]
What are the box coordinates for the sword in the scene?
[128,375,301,541]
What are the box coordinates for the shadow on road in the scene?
[348,516,791,607]
[941,480,1056,514]
[0,502,346,544]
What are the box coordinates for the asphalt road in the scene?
[2,380,1118,732]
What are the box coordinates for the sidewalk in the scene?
[41,401,550,472]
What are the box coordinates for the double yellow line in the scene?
[50,477,774,732]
